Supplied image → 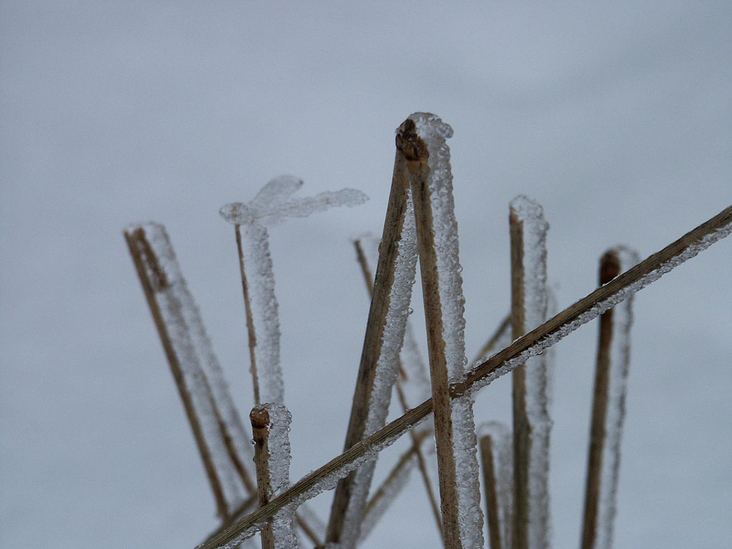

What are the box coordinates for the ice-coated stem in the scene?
[125,223,253,519]
[197,205,732,549]
[325,150,418,547]
[581,247,639,549]
[250,404,298,549]
[480,436,502,549]
[358,429,432,542]
[509,196,552,549]
[221,176,368,406]
[479,422,514,549]
[235,225,262,406]
[353,237,443,537]
[403,113,484,549]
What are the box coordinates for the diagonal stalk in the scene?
[197,204,732,549]
[353,237,443,538]
[325,146,419,547]
[235,224,262,406]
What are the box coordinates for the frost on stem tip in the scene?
[219,175,368,227]
[218,176,368,405]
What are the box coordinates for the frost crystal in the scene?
[220,176,368,405]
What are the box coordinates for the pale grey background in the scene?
[1,2,730,548]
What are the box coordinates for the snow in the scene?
[409,112,485,549]
[592,246,640,549]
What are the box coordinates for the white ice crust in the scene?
[409,112,485,549]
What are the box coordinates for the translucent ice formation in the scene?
[220,176,368,405]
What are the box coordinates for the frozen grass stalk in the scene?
[479,422,514,549]
[581,247,639,549]
[326,146,419,547]
[125,223,253,518]
[353,236,443,536]
[509,196,552,549]
[403,112,485,549]
[250,403,298,549]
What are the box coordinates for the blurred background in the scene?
[1,2,730,547]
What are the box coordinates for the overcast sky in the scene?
[1,2,731,548]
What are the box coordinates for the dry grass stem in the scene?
[251,405,298,549]
[509,198,551,549]
[479,436,503,549]
[405,117,483,548]
[235,225,261,406]
[126,226,248,519]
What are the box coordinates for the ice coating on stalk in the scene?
[410,112,485,548]
[510,195,552,549]
[220,178,368,405]
[593,247,640,549]
[127,223,249,513]
[240,221,284,405]
[358,453,417,541]
[361,235,431,407]
[336,188,420,547]
[220,181,367,228]
[479,422,514,548]
[256,403,298,549]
